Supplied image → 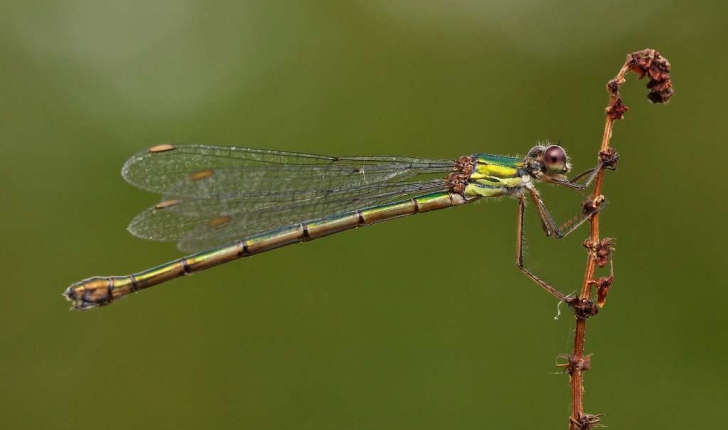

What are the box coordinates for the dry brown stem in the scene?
[565,49,673,429]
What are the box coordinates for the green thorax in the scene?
[464,153,527,198]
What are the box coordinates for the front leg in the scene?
[547,149,619,192]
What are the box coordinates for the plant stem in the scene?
[566,49,672,430]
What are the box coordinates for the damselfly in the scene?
[64,144,606,310]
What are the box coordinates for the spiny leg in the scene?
[527,186,558,237]
[548,150,619,191]
[516,194,567,300]
[527,187,604,239]
[547,166,599,191]
[526,161,610,236]
[569,167,598,185]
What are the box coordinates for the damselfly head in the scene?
[524,144,572,180]
[543,145,570,175]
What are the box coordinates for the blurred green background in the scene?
[1,1,724,429]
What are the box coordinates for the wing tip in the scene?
[121,144,179,186]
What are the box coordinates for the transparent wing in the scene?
[130,179,449,252]
[122,144,453,197]
[123,145,455,252]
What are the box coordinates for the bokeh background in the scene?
[1,1,725,429]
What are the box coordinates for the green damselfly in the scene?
[64,143,606,310]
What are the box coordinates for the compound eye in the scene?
[543,145,567,173]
